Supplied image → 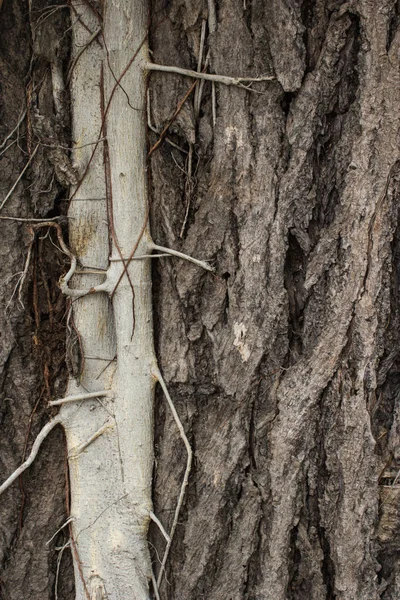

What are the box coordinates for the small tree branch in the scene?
[193,20,207,117]
[0,416,62,496]
[151,571,161,600]
[0,215,66,222]
[68,420,112,459]
[0,144,39,211]
[150,242,214,272]
[55,540,71,600]
[60,280,111,298]
[18,230,34,308]
[145,62,274,87]
[152,368,193,588]
[49,390,112,406]
[0,108,27,150]
[47,516,75,545]
[150,511,171,543]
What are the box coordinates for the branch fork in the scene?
[60,237,214,298]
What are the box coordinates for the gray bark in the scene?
[1,0,400,599]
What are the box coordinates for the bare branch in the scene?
[151,571,161,600]
[49,390,112,406]
[0,416,62,496]
[145,62,275,87]
[18,232,34,308]
[0,144,39,211]
[0,215,66,222]
[152,368,193,588]
[0,108,27,150]
[68,420,112,459]
[150,242,214,272]
[149,511,171,543]
[55,540,70,600]
[47,516,75,545]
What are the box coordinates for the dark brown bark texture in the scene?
[0,1,73,598]
[149,1,400,599]
[1,0,400,599]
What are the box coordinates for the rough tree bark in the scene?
[1,1,400,599]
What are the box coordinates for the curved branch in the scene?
[0,416,62,496]
[150,242,214,272]
[152,367,193,588]
[150,511,171,543]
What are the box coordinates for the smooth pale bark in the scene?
[61,1,155,598]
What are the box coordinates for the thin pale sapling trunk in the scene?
[61,1,156,597]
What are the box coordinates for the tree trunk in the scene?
[60,0,156,597]
[1,1,400,599]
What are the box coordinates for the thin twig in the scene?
[108,254,171,261]
[55,540,70,600]
[47,517,75,545]
[100,64,136,330]
[0,137,18,158]
[40,138,106,151]
[109,202,151,298]
[0,215,65,222]
[147,90,188,154]
[5,273,23,312]
[147,79,198,158]
[146,62,275,87]
[68,420,112,459]
[151,571,161,600]
[18,229,34,308]
[49,390,112,406]
[153,368,193,588]
[0,144,39,211]
[0,109,27,150]
[28,221,106,298]
[103,34,139,112]
[179,144,193,239]
[69,34,148,202]
[211,81,217,127]
[194,20,207,117]
[18,387,45,531]
[150,242,214,272]
[150,511,171,543]
[0,416,62,495]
